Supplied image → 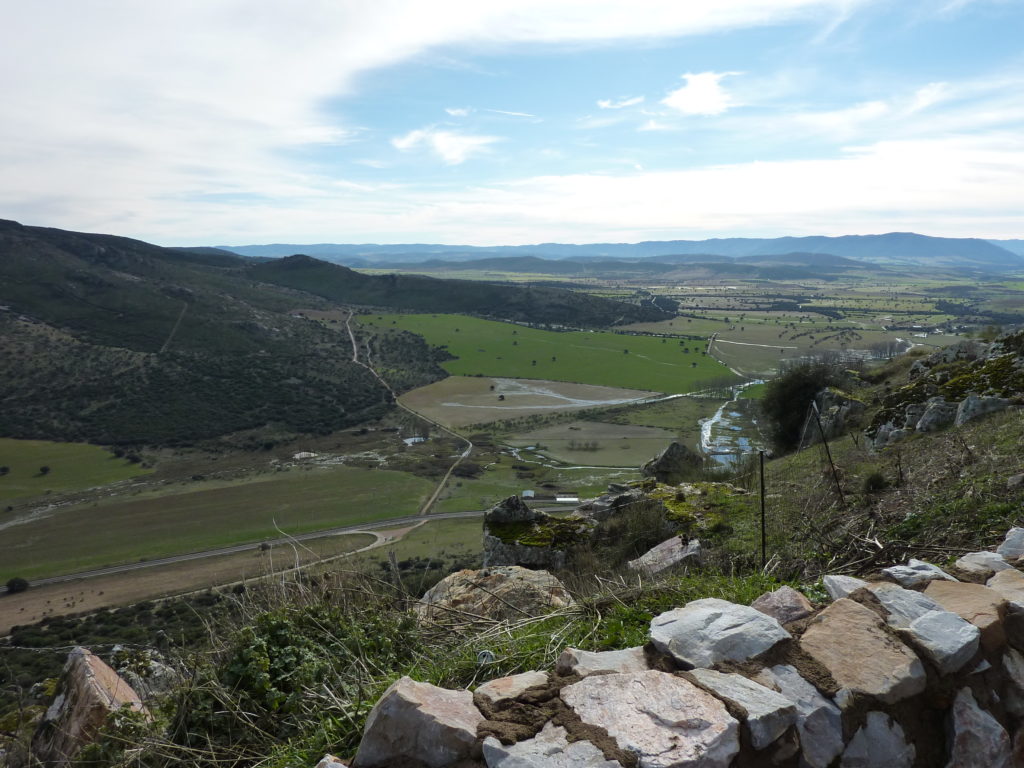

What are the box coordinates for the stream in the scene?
[699,380,765,466]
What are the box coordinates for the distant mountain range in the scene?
[218,232,1024,272]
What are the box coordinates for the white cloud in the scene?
[445,107,471,117]
[662,72,741,116]
[597,96,645,109]
[485,109,538,118]
[391,126,500,164]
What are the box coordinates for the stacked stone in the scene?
[347,526,1024,768]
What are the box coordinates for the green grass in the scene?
[359,313,736,393]
[0,466,434,580]
[0,438,150,502]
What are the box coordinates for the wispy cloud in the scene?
[662,72,741,116]
[445,107,471,117]
[484,108,538,118]
[391,126,500,164]
[597,96,644,109]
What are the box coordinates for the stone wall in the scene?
[347,526,1024,768]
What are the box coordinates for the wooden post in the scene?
[759,450,766,569]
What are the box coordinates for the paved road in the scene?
[8,510,486,591]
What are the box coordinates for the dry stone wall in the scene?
[348,526,1024,768]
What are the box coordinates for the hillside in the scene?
[248,254,671,325]
[0,221,439,445]
[220,232,1024,271]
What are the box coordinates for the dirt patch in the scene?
[0,532,378,635]
[401,377,656,428]
[475,673,638,767]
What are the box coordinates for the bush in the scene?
[760,362,844,453]
[862,471,889,493]
[5,577,29,594]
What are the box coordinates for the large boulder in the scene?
[31,648,148,768]
[414,566,573,627]
[817,387,866,439]
[640,441,703,485]
[955,394,1012,427]
[352,677,483,768]
[915,396,957,432]
[482,497,591,570]
[649,598,790,669]
[561,670,739,768]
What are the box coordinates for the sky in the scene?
[2,0,1024,246]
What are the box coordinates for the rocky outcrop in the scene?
[481,496,591,570]
[640,441,703,485]
[414,566,573,627]
[816,387,865,439]
[870,331,1024,449]
[31,648,148,768]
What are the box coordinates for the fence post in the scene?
[811,402,846,506]
[760,450,766,569]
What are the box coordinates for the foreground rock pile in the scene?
[349,526,1024,768]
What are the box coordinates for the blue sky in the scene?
[2,0,1023,245]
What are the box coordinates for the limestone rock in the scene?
[640,441,703,485]
[415,566,573,626]
[555,647,647,678]
[946,687,1011,768]
[840,711,914,768]
[482,722,620,768]
[1008,473,1024,491]
[561,670,739,768]
[688,668,796,750]
[750,585,813,625]
[955,550,1012,579]
[475,671,548,706]
[1002,648,1024,717]
[649,598,789,669]
[901,608,980,674]
[822,574,869,600]
[997,528,1024,559]
[627,537,701,575]
[915,397,957,432]
[31,648,148,768]
[923,580,1007,653]
[754,664,843,768]
[483,536,568,570]
[352,677,484,768]
[800,599,926,704]
[955,394,1011,427]
[314,756,348,768]
[867,583,979,674]
[881,558,956,588]
[987,568,1024,607]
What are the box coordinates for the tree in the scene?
[0,466,8,476]
[760,362,843,453]
[39,465,50,476]
[5,577,29,594]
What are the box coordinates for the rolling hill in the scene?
[0,220,668,446]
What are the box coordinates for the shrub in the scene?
[5,577,29,594]
[760,362,844,453]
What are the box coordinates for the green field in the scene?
[0,438,151,502]
[0,466,434,580]
[359,313,735,393]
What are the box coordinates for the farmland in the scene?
[0,438,150,502]
[358,313,737,393]
[0,465,433,581]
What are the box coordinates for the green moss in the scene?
[649,482,751,539]
[488,515,590,548]
[940,354,1024,401]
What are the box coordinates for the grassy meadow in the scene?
[359,313,736,393]
[0,465,433,580]
[0,438,151,502]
